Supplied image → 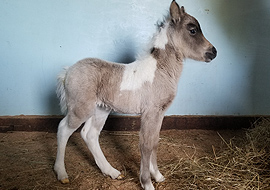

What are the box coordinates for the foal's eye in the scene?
[189,29,197,35]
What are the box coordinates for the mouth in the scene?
[204,46,217,62]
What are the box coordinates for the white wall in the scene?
[0,0,270,116]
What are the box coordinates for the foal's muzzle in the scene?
[205,46,217,62]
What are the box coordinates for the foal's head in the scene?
[167,0,217,62]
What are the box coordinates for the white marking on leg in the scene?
[120,55,157,91]
[81,108,121,179]
[54,117,76,182]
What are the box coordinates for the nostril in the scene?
[212,46,217,55]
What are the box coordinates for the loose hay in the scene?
[159,118,270,190]
[1,124,269,189]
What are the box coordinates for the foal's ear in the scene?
[170,0,185,23]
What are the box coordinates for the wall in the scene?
[0,0,270,116]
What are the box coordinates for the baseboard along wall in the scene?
[0,115,267,133]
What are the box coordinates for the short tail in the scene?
[56,67,69,114]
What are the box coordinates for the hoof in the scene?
[117,174,125,180]
[156,175,165,183]
[60,178,70,184]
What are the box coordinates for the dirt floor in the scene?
[0,129,244,190]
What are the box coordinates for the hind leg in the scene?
[81,106,122,179]
[54,103,95,183]
[54,116,79,183]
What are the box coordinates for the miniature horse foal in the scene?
[54,1,217,189]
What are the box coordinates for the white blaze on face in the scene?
[120,55,157,91]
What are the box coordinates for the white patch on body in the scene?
[120,55,157,91]
[153,23,168,49]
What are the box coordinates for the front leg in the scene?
[150,151,165,183]
[139,110,165,190]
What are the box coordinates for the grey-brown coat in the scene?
[54,1,217,190]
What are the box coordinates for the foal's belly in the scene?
[99,89,145,114]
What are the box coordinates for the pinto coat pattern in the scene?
[54,1,217,190]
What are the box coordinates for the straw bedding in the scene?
[158,118,270,190]
[0,118,269,189]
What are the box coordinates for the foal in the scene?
[54,1,217,189]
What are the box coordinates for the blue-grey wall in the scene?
[1,0,270,116]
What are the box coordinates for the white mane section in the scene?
[119,20,169,92]
[152,22,169,49]
[120,55,157,91]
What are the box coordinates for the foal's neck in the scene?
[150,44,183,81]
